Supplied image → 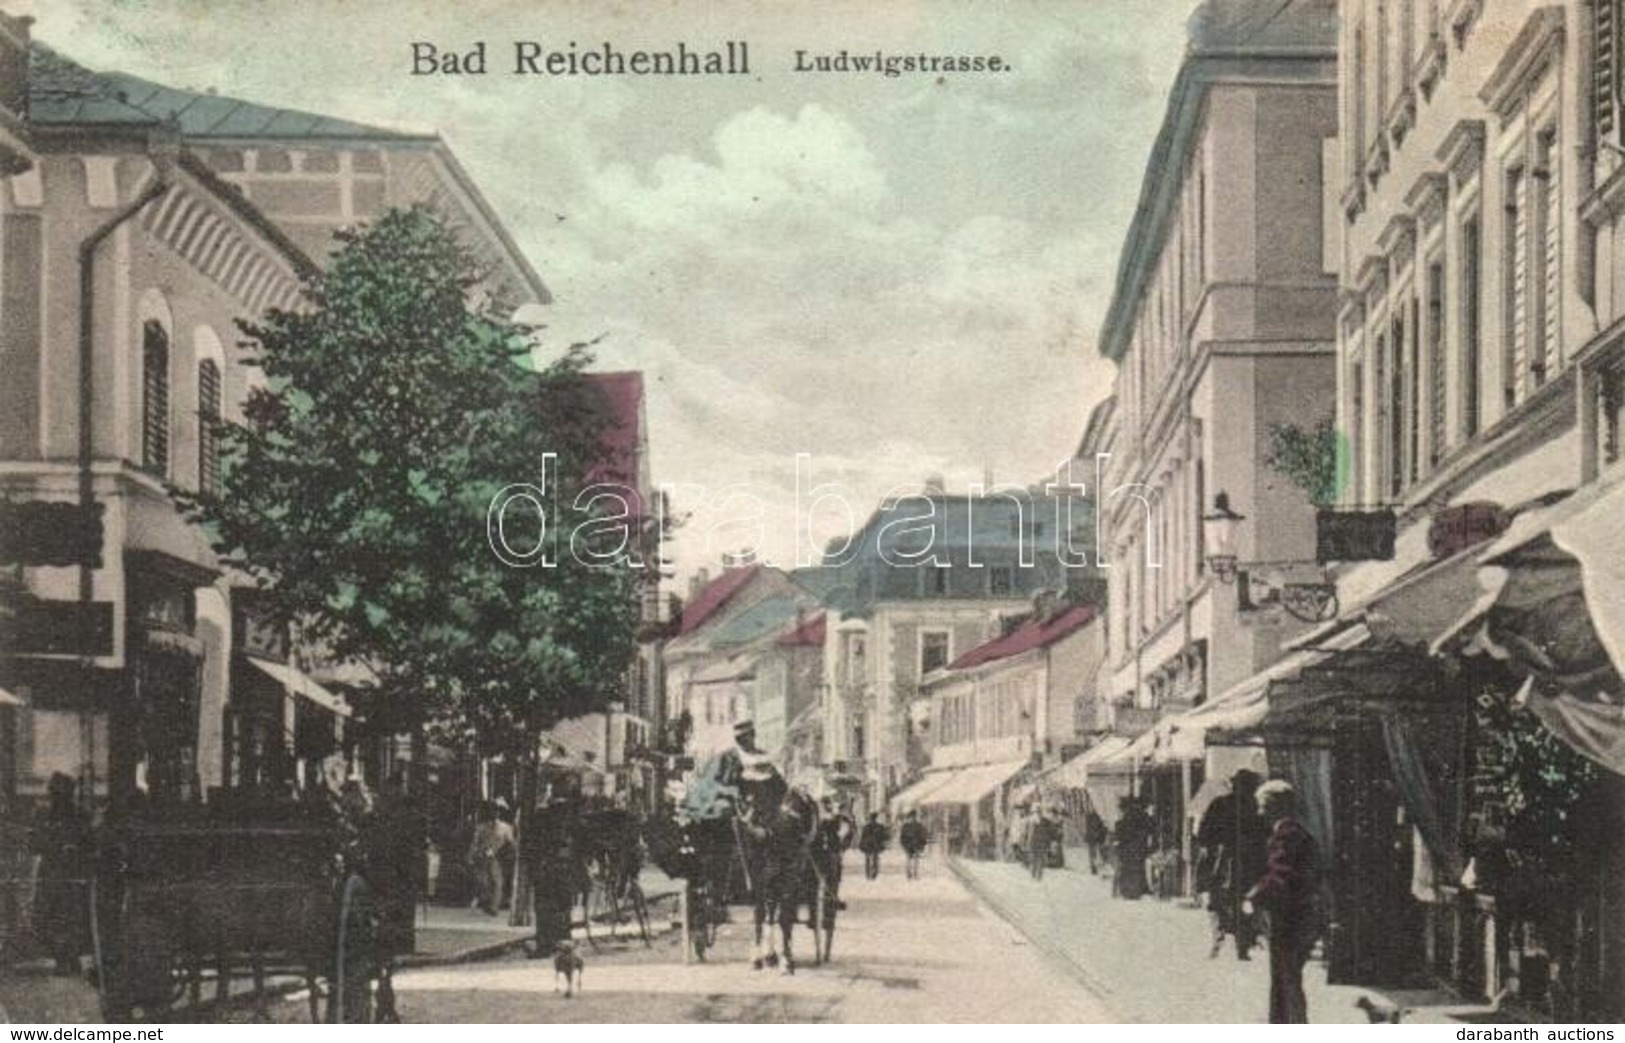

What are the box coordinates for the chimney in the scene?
[689,567,710,601]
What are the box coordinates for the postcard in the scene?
[1,0,1622,1029]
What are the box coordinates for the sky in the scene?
[12,0,1197,579]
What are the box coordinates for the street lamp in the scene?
[1202,491,1245,585]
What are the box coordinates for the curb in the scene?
[946,857,1122,1015]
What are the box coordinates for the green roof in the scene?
[28,44,429,141]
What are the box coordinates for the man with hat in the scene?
[1195,768,1266,960]
[1244,779,1322,1024]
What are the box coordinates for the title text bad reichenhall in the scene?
[409,41,1010,77]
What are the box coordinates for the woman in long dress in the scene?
[1113,797,1153,900]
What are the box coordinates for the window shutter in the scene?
[1542,140,1561,380]
[197,359,221,495]
[1427,264,1447,467]
[1508,168,1529,407]
[1599,0,1620,140]
[142,320,170,478]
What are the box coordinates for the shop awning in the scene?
[248,658,353,718]
[918,759,1028,807]
[0,686,22,707]
[890,770,958,812]
[1447,479,1625,773]
[1097,623,1376,770]
[1043,735,1132,789]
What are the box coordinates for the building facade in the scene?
[1090,0,1340,891]
[0,32,546,822]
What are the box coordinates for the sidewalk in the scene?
[952,850,1506,1025]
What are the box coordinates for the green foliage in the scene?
[1475,691,1602,879]
[1265,418,1340,507]
[181,207,638,750]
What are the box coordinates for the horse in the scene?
[735,774,820,974]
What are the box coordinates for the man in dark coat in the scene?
[858,812,888,880]
[899,811,928,880]
[33,773,90,975]
[526,780,583,957]
[1195,769,1266,960]
[1244,779,1321,1024]
[1113,797,1153,900]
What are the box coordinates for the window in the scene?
[1426,262,1446,466]
[1597,0,1620,141]
[197,359,221,495]
[1408,298,1421,485]
[1504,164,1526,411]
[989,566,1013,596]
[1389,317,1406,497]
[920,631,950,675]
[1462,213,1483,437]
[929,565,950,596]
[1601,363,1625,467]
[142,320,170,477]
[851,714,866,759]
[1530,128,1558,389]
[1350,358,1364,504]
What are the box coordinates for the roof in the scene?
[778,611,827,648]
[678,566,760,635]
[947,604,1097,671]
[28,43,427,141]
[708,595,806,649]
[582,371,646,516]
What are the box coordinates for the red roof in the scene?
[584,371,645,518]
[777,611,826,648]
[946,604,1097,671]
[678,565,760,635]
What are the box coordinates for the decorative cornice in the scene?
[1386,86,1418,147]
[1478,7,1565,118]
[1356,254,1388,297]
[1365,134,1391,189]
[1377,214,1417,264]
[1436,119,1487,181]
[142,178,303,314]
[1405,172,1450,227]
[1416,33,1447,100]
[1447,0,1484,48]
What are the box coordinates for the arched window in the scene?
[142,319,170,477]
[197,358,221,495]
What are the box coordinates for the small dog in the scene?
[553,941,584,998]
[1354,995,1408,1023]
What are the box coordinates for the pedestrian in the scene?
[1195,769,1267,960]
[1244,779,1321,1024]
[1028,806,1056,881]
[494,796,516,910]
[858,812,888,880]
[899,810,928,880]
[1083,804,1108,876]
[467,800,514,916]
[32,773,90,975]
[526,779,583,957]
[817,797,855,904]
[1113,796,1153,900]
[1006,803,1030,865]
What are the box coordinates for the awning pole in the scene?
[1180,756,1193,898]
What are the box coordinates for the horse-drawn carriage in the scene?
[647,760,842,972]
[89,796,410,1023]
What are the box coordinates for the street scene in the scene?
[3,0,1625,1027]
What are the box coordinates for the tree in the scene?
[183,206,637,750]
[1264,418,1340,507]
